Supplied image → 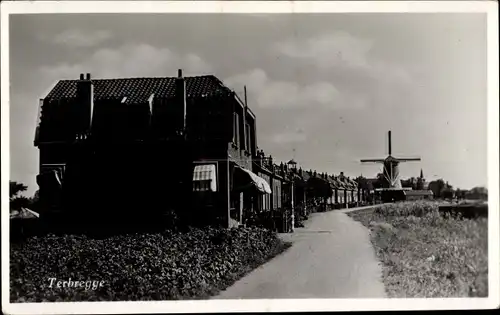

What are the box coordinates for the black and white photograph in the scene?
[1,1,499,313]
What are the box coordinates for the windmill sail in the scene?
[361,130,421,190]
[394,157,421,162]
[360,159,386,163]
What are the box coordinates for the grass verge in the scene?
[10,227,291,302]
[348,201,488,297]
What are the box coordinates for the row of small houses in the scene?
[231,149,366,230]
[32,70,369,232]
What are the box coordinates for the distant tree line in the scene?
[426,179,487,201]
[353,176,487,201]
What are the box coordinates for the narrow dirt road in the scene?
[214,207,386,299]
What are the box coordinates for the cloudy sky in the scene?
[9,13,487,195]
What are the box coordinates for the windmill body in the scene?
[361,131,421,201]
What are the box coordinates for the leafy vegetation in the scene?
[10,227,291,302]
[9,181,32,213]
[348,201,488,297]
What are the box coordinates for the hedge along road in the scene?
[213,206,387,299]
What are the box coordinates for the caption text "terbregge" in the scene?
[48,278,106,290]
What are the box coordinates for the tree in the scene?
[29,190,41,212]
[428,179,445,198]
[412,177,419,190]
[441,187,455,200]
[9,181,30,213]
[466,186,488,200]
[354,176,368,189]
[10,181,27,198]
[373,173,385,189]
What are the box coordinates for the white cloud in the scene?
[271,130,307,144]
[224,68,344,110]
[38,43,213,80]
[273,31,414,97]
[273,31,374,69]
[52,29,113,47]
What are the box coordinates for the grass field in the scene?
[348,201,488,298]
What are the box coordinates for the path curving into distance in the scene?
[213,206,386,299]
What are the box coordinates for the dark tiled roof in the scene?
[327,176,340,189]
[340,178,356,190]
[348,178,358,189]
[44,75,231,102]
[326,176,337,189]
[336,177,347,189]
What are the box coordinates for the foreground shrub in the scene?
[10,227,291,302]
[348,201,488,298]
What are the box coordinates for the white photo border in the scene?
[1,1,499,313]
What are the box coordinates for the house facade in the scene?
[35,70,271,228]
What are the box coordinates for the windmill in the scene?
[361,131,421,201]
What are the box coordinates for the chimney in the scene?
[175,69,187,137]
[76,73,94,133]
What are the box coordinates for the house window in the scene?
[261,194,271,211]
[245,123,251,154]
[233,112,240,147]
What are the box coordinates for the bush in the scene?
[10,227,291,302]
[348,201,488,298]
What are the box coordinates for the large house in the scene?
[34,70,272,228]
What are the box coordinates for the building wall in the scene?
[228,144,252,170]
[38,86,257,227]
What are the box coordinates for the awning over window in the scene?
[193,164,217,192]
[236,166,272,194]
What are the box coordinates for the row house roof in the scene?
[252,147,361,190]
[44,75,232,103]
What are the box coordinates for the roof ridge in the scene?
[58,74,218,81]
